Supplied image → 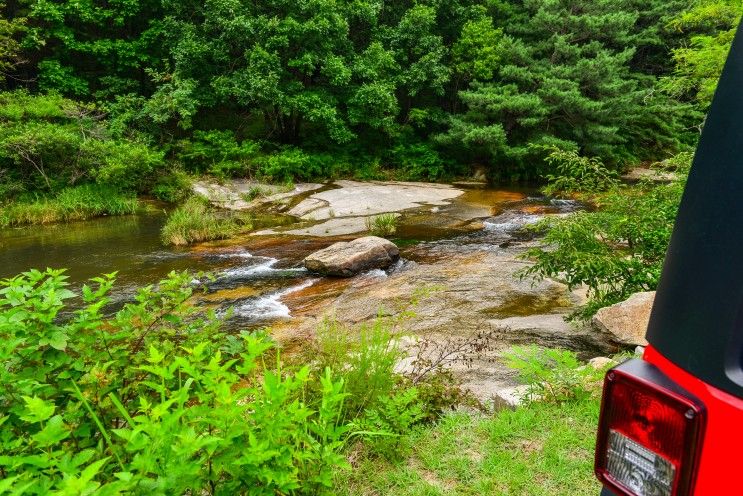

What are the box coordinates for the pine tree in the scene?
[444,0,691,179]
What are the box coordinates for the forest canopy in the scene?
[0,0,740,191]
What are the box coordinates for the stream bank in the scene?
[1,180,615,402]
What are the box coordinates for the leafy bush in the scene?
[389,142,446,181]
[309,318,403,422]
[522,178,684,318]
[523,152,689,317]
[0,269,352,494]
[161,196,251,245]
[0,184,138,227]
[504,346,595,404]
[176,130,259,179]
[152,170,193,203]
[365,213,398,237]
[353,388,425,460]
[257,148,329,183]
[0,91,165,199]
[88,139,165,192]
[541,147,620,197]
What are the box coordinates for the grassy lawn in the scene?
[338,396,602,496]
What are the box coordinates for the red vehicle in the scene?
[593,22,743,496]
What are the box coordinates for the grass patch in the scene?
[366,213,399,237]
[161,196,252,245]
[337,396,602,495]
[241,181,297,202]
[0,184,138,227]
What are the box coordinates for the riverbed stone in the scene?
[193,180,323,211]
[288,180,463,220]
[592,291,655,347]
[280,247,615,402]
[304,236,400,277]
[492,384,531,410]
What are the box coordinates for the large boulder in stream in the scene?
[592,291,655,347]
[304,236,400,277]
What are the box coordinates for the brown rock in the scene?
[592,291,655,347]
[303,236,400,277]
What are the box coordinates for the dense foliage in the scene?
[522,152,691,318]
[0,269,464,493]
[0,0,737,190]
[0,92,163,200]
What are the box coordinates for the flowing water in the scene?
[0,188,579,330]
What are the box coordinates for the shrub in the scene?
[521,176,685,318]
[365,213,398,237]
[152,170,193,203]
[257,148,328,183]
[522,151,690,317]
[0,91,165,198]
[88,139,166,192]
[504,345,595,404]
[309,317,404,421]
[541,147,620,197]
[0,269,351,494]
[0,184,138,227]
[353,388,425,460]
[160,196,251,245]
[176,130,259,179]
[389,142,446,181]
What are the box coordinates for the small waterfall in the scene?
[231,278,317,320]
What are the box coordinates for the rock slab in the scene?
[304,236,400,277]
[592,291,655,347]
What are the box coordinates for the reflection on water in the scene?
[0,212,190,285]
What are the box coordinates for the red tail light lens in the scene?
[595,359,706,496]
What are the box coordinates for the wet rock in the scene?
[592,291,655,347]
[304,236,400,277]
[453,181,487,189]
[280,248,615,403]
[276,217,370,237]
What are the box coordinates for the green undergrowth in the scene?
[0,269,466,494]
[160,196,252,245]
[521,150,691,319]
[337,345,611,495]
[338,397,601,496]
[0,266,620,494]
[0,184,138,227]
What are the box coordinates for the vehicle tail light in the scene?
[595,359,706,496]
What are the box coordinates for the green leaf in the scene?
[114,472,133,482]
[32,414,70,447]
[20,396,55,423]
[49,330,68,351]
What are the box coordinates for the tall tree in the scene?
[11,0,165,97]
[661,0,743,110]
[0,2,24,85]
[443,0,689,178]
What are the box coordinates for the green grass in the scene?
[161,196,252,245]
[0,184,138,227]
[366,213,399,237]
[336,396,602,495]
